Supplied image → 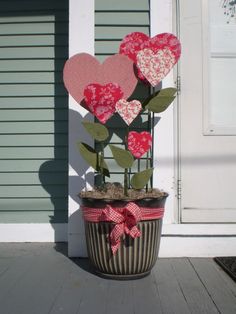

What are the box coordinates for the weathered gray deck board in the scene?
[0,243,235,314]
[190,258,236,314]
[132,274,163,314]
[153,259,191,314]
[0,246,69,314]
[105,280,134,314]
[170,258,219,314]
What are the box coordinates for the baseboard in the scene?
[159,236,236,257]
[0,223,68,242]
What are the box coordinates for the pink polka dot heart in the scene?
[84,83,123,124]
[128,131,152,159]
[115,99,142,126]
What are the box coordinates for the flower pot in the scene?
[81,195,168,279]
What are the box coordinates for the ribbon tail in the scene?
[125,225,141,239]
[111,242,120,255]
[110,223,125,255]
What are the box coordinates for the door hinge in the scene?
[176,75,181,94]
[177,179,181,200]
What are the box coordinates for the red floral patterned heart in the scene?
[136,48,175,86]
[63,53,137,105]
[119,32,181,81]
[115,99,142,126]
[84,83,123,124]
[128,131,152,159]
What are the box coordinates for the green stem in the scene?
[124,168,128,196]
[145,151,149,193]
[124,125,130,196]
[100,141,105,185]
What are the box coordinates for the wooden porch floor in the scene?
[0,243,235,314]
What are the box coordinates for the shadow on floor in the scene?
[54,242,97,276]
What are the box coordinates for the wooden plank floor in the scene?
[0,243,235,314]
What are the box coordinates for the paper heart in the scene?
[63,53,137,105]
[115,99,142,125]
[84,83,123,124]
[119,32,181,81]
[136,48,175,86]
[128,131,152,159]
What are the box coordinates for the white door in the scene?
[179,0,236,222]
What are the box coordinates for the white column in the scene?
[150,0,177,224]
[68,0,94,257]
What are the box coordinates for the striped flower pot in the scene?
[81,196,167,280]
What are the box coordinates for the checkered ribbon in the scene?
[82,202,164,255]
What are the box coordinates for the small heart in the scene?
[136,48,175,86]
[115,99,142,126]
[84,83,123,124]
[119,32,181,81]
[128,131,152,159]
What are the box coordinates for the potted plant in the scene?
[63,32,181,279]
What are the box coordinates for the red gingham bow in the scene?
[100,202,142,254]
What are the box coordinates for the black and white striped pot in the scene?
[81,196,167,280]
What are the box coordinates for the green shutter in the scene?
[0,0,68,223]
[94,0,152,185]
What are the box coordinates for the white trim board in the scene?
[0,224,67,242]
[160,223,236,256]
[150,0,177,225]
[159,236,236,257]
[68,0,94,257]
[162,223,236,235]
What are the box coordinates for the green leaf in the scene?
[78,142,110,177]
[131,168,154,189]
[109,144,134,169]
[145,88,177,113]
[82,121,109,141]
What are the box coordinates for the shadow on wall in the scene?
[38,2,71,242]
[39,105,94,242]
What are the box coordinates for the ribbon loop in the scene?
[101,202,142,254]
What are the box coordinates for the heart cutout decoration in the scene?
[136,48,176,87]
[128,131,152,159]
[119,32,181,82]
[63,53,137,105]
[115,99,142,126]
[84,83,123,124]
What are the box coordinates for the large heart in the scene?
[119,32,181,81]
[136,48,176,86]
[115,99,142,126]
[63,53,137,105]
[128,131,152,159]
[84,83,123,124]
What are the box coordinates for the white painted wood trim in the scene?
[0,224,67,242]
[150,0,177,224]
[162,223,236,235]
[159,236,236,257]
[68,0,94,257]
[182,208,236,223]
[161,224,236,257]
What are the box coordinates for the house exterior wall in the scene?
[0,0,68,241]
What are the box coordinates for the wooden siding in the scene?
[94,0,152,184]
[0,0,68,223]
